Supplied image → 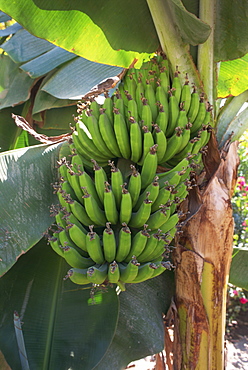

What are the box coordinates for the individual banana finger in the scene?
[62,246,94,269]
[103,182,119,224]
[119,257,140,283]
[116,223,132,262]
[87,263,108,285]
[86,225,105,264]
[140,144,158,189]
[124,225,150,262]
[103,222,117,263]
[131,262,158,283]
[65,267,91,285]
[108,261,120,283]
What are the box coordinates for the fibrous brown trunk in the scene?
[170,135,239,370]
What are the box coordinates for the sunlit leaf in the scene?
[0,0,158,68]
[218,54,248,98]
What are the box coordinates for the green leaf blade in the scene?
[0,240,119,369]
[0,143,62,275]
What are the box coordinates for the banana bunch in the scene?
[46,151,192,290]
[72,54,212,169]
[47,53,211,290]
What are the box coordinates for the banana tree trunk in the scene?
[171,135,239,370]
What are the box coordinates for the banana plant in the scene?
[0,1,248,369]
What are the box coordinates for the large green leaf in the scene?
[94,271,175,369]
[41,57,123,100]
[20,47,77,78]
[0,142,62,275]
[0,55,34,110]
[214,0,248,62]
[2,28,54,63]
[168,0,211,45]
[0,0,158,68]
[229,248,248,290]
[218,54,248,98]
[0,239,119,369]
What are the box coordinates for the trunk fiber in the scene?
[169,135,239,370]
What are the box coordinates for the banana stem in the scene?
[146,0,202,88]
[198,0,217,109]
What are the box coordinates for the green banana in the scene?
[103,181,119,224]
[103,222,117,263]
[151,184,172,212]
[119,184,133,224]
[131,262,158,283]
[119,257,140,283]
[141,97,153,131]
[128,165,142,208]
[126,93,139,123]
[57,157,69,181]
[116,223,132,262]
[180,74,191,114]
[166,90,180,137]
[187,85,200,124]
[67,223,87,252]
[160,127,183,164]
[133,177,159,212]
[98,108,122,158]
[171,67,182,104]
[58,228,79,250]
[156,103,169,133]
[86,225,105,264]
[138,125,155,166]
[87,263,108,285]
[49,235,64,257]
[137,230,162,263]
[62,245,94,269]
[72,131,108,167]
[109,161,124,210]
[91,159,108,205]
[87,111,114,158]
[123,73,137,101]
[76,122,109,161]
[140,144,158,189]
[129,116,143,163]
[124,225,150,262]
[152,124,167,163]
[135,77,145,119]
[108,261,120,283]
[145,80,158,122]
[159,213,179,233]
[102,92,114,125]
[151,261,173,278]
[177,105,188,129]
[146,205,171,230]
[155,83,169,115]
[67,197,94,226]
[129,195,153,228]
[82,188,107,226]
[114,91,126,116]
[66,267,91,285]
[67,167,84,203]
[71,152,85,173]
[89,99,100,120]
[190,94,207,135]
[113,107,131,159]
